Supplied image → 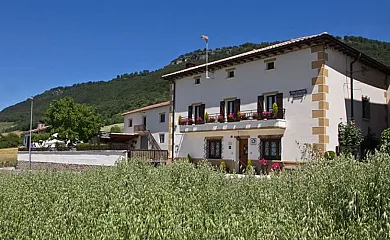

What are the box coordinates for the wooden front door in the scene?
[238,138,248,173]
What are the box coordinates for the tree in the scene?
[110,125,121,133]
[338,121,363,156]
[0,133,22,149]
[45,98,103,143]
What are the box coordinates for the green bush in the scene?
[76,143,109,151]
[324,150,336,160]
[32,133,51,142]
[1,154,390,238]
[0,133,22,149]
[110,125,122,133]
[380,128,390,152]
[338,121,363,155]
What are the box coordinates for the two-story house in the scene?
[122,101,170,150]
[162,32,390,172]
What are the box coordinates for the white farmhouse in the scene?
[162,32,390,172]
[122,101,170,150]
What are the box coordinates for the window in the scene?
[194,105,201,120]
[159,134,165,143]
[160,113,166,123]
[194,78,201,85]
[266,95,276,112]
[143,116,147,127]
[362,96,370,119]
[261,138,281,160]
[227,100,235,115]
[266,61,275,70]
[207,139,222,159]
[128,119,133,127]
[227,70,235,78]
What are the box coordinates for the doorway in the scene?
[143,116,147,128]
[238,138,248,173]
[140,136,148,149]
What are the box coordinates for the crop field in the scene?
[0,148,17,167]
[0,122,14,132]
[0,153,390,239]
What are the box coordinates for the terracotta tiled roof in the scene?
[122,101,171,116]
[162,32,390,80]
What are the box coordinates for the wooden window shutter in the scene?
[220,101,225,117]
[200,104,206,121]
[367,100,371,119]
[257,96,264,114]
[234,99,241,116]
[188,105,193,120]
[276,93,283,118]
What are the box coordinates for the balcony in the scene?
[178,109,286,133]
[134,124,146,133]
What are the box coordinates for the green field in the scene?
[0,154,389,239]
[0,122,14,133]
[101,123,124,132]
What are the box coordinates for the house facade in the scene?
[163,33,390,171]
[122,101,170,150]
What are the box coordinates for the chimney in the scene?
[37,121,45,130]
[185,63,196,69]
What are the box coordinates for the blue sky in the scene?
[0,0,389,111]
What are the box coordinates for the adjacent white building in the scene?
[162,32,390,172]
[122,101,170,150]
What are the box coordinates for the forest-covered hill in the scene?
[1,35,389,131]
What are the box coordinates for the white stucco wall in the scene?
[326,48,388,151]
[123,105,169,150]
[174,47,319,161]
[18,151,127,166]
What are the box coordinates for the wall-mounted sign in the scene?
[250,138,257,145]
[289,89,307,98]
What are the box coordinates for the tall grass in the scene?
[0,153,390,239]
[0,148,17,167]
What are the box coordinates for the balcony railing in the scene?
[178,109,285,126]
[134,124,146,132]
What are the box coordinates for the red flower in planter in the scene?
[253,112,259,119]
[259,158,268,165]
[217,114,224,123]
[196,116,203,122]
[271,163,281,170]
[180,118,188,125]
[187,118,194,125]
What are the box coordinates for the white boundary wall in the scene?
[18,151,127,166]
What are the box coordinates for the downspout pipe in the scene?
[350,53,362,121]
[169,79,176,162]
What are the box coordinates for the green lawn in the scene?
[0,122,15,133]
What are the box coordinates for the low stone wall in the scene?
[18,151,127,167]
[16,161,104,171]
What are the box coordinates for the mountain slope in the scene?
[1,35,389,131]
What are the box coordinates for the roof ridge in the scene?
[122,101,171,116]
[162,32,328,78]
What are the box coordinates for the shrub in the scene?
[338,121,363,156]
[110,125,122,133]
[76,143,109,151]
[324,150,336,160]
[380,128,390,152]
